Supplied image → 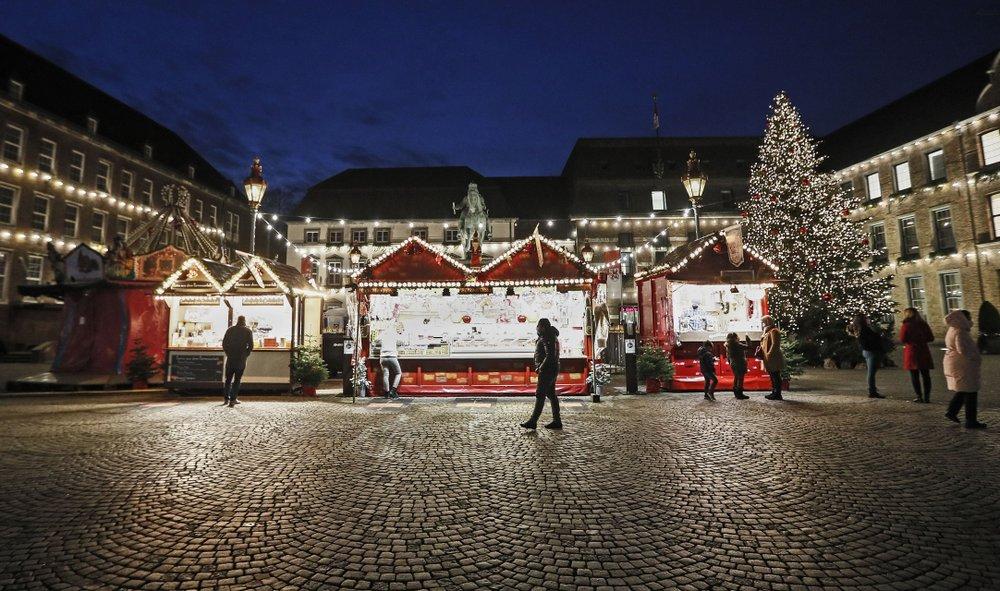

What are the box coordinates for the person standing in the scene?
[697,340,718,401]
[760,316,784,400]
[379,324,402,399]
[521,318,562,430]
[725,333,751,400]
[849,314,886,399]
[222,316,254,408]
[900,307,934,403]
[943,310,986,429]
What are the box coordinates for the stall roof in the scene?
[352,236,474,285]
[635,230,778,284]
[157,256,321,296]
[477,232,598,284]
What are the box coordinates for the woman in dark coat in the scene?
[899,307,934,403]
[848,314,886,399]
[725,332,751,400]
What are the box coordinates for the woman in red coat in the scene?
[900,307,935,403]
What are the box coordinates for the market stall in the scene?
[157,255,323,389]
[352,233,600,396]
[635,227,779,391]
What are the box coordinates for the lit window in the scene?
[327,228,343,244]
[374,228,391,244]
[869,223,887,264]
[304,229,320,243]
[939,272,963,313]
[444,228,461,243]
[69,151,85,183]
[64,203,79,237]
[120,170,133,199]
[2,124,24,163]
[86,117,99,135]
[991,193,1000,239]
[411,227,428,240]
[325,258,343,287]
[140,179,153,206]
[931,207,956,252]
[865,172,881,200]
[906,276,926,316]
[116,217,129,239]
[96,160,112,192]
[208,205,218,227]
[91,211,106,243]
[38,139,57,173]
[31,194,50,231]
[25,254,43,284]
[651,190,666,211]
[351,228,368,244]
[192,199,203,222]
[225,212,240,240]
[981,130,1000,166]
[926,149,946,181]
[0,183,18,224]
[898,215,919,259]
[893,162,911,191]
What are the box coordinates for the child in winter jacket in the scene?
[697,341,718,401]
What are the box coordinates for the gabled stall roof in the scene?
[157,256,321,296]
[476,232,598,285]
[352,236,474,286]
[635,230,777,284]
[157,258,240,294]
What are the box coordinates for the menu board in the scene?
[671,283,768,341]
[168,352,224,382]
[369,288,587,359]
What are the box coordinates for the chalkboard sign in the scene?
[169,353,224,382]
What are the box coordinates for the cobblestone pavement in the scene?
[1,394,999,590]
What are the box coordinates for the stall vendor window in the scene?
[232,295,293,349]
[671,282,769,340]
[169,297,229,349]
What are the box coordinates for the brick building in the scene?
[825,49,1000,333]
[0,35,253,349]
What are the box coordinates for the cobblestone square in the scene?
[1,392,998,590]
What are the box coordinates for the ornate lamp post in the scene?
[243,157,267,253]
[348,243,362,268]
[580,241,594,263]
[681,150,707,239]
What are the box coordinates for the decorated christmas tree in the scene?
[740,92,894,330]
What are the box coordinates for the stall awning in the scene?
[634,229,778,284]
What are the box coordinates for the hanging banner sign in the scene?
[724,225,745,267]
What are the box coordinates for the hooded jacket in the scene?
[943,310,980,392]
[534,326,560,375]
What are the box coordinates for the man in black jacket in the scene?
[521,318,562,430]
[222,316,254,407]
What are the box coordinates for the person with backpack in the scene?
[900,307,934,403]
[725,332,751,400]
[943,310,986,429]
[521,318,562,430]
[849,314,886,399]
[697,340,719,401]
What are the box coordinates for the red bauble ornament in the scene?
[807,260,818,269]
[799,226,808,234]
[861,237,869,246]
[740,210,748,218]
[821,293,833,302]
[841,208,850,217]
[770,195,778,203]
[713,243,724,254]
[462,315,472,324]
[770,227,780,236]
[801,177,810,186]
[517,315,527,323]
[752,194,761,201]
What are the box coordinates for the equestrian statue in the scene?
[452,182,492,256]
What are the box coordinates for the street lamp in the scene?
[581,241,594,263]
[348,243,362,267]
[681,150,707,239]
[243,157,267,253]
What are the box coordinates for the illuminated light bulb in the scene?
[271,214,278,221]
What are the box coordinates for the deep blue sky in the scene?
[2,1,997,209]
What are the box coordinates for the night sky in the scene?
[2,1,997,210]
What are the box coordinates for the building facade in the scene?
[0,35,253,349]
[826,50,1000,334]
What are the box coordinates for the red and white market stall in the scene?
[352,233,600,396]
[635,228,779,391]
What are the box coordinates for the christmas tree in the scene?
[740,92,894,330]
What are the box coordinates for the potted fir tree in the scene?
[636,346,674,393]
[125,340,159,389]
[978,301,1000,354]
[291,344,330,396]
[588,361,611,402]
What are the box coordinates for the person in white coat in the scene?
[943,310,986,429]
